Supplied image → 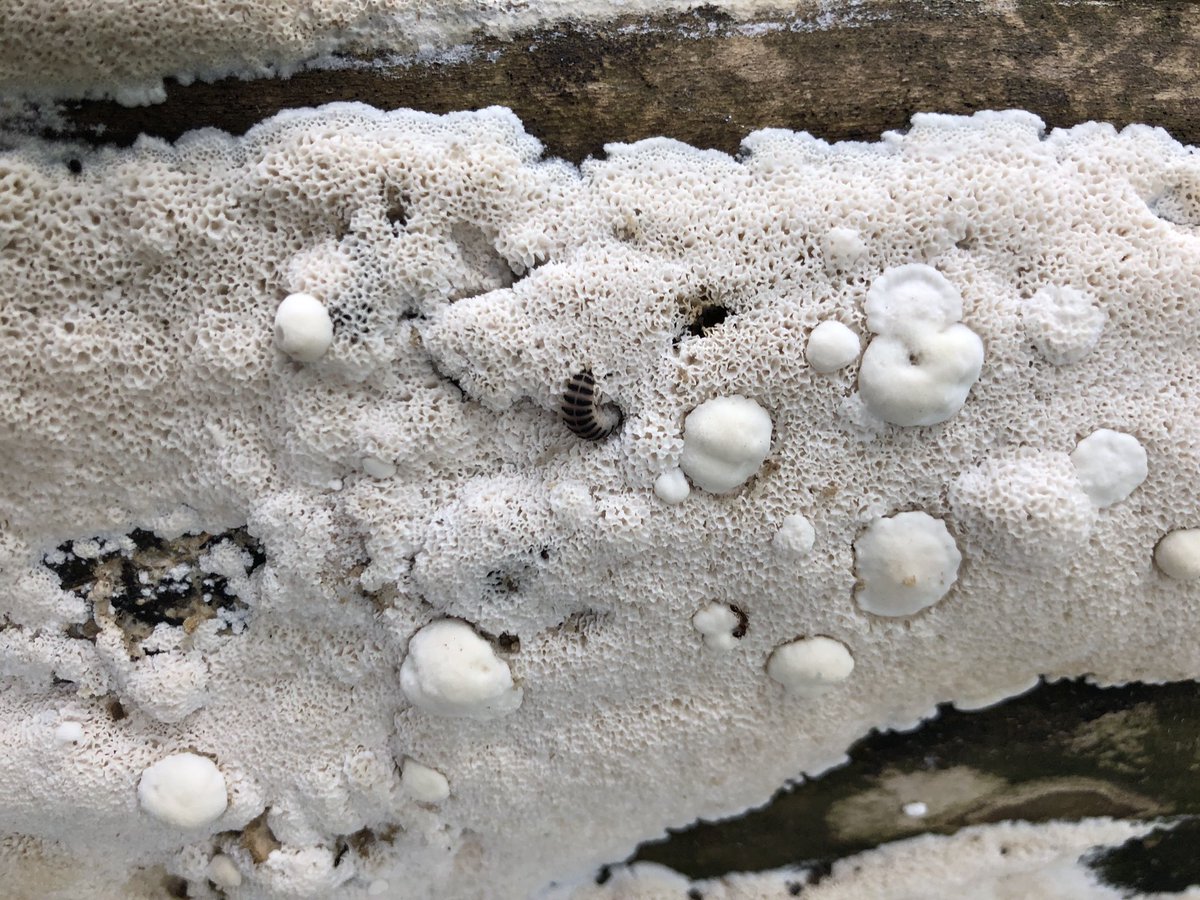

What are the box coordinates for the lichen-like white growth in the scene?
[2,106,1199,898]
[652,468,690,505]
[806,321,861,374]
[274,292,333,362]
[399,619,522,719]
[854,511,961,616]
[766,637,854,695]
[691,602,742,651]
[772,513,816,556]
[1070,428,1148,507]
[137,752,228,829]
[678,396,773,493]
[1155,529,1200,580]
[1023,285,1107,365]
[858,264,985,426]
[400,758,451,803]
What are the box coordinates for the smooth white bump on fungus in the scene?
[206,854,242,889]
[399,619,523,719]
[854,511,962,617]
[1069,429,1148,507]
[806,321,861,373]
[773,514,816,556]
[902,801,929,818]
[1023,285,1107,365]
[1154,529,1200,580]
[273,292,333,363]
[368,881,391,897]
[137,752,228,829]
[766,636,854,696]
[858,264,984,426]
[691,602,741,651]
[53,721,83,744]
[678,396,773,493]
[361,455,396,479]
[401,759,451,803]
[653,468,690,505]
[822,226,867,272]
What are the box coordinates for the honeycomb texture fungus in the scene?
[1,106,1199,898]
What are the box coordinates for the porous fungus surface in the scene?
[1,106,1199,898]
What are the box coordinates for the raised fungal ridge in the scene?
[0,105,1198,898]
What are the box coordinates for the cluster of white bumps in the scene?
[0,105,1198,898]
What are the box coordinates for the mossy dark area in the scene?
[34,1,1200,163]
[632,678,1200,890]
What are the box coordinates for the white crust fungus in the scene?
[772,514,816,557]
[1070,429,1148,507]
[1154,529,1200,580]
[399,619,523,720]
[691,602,742,651]
[858,265,984,426]
[766,637,854,696]
[1023,285,1107,365]
[806,321,861,373]
[274,292,333,363]
[854,512,962,617]
[3,105,1200,899]
[400,758,451,803]
[136,753,228,829]
[678,396,773,493]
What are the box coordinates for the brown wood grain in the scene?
[44,1,1200,161]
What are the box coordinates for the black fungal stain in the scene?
[1088,817,1200,895]
[66,158,83,175]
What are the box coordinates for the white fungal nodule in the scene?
[858,264,984,426]
[653,468,691,505]
[1070,429,1148,508]
[1154,529,1200,580]
[399,619,523,719]
[678,396,773,493]
[772,514,816,557]
[137,752,228,829]
[854,511,962,617]
[766,636,854,695]
[274,292,333,363]
[806,321,861,374]
[691,602,742,651]
[401,759,451,803]
[1023,285,1106,365]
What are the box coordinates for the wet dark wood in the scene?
[41,0,1200,162]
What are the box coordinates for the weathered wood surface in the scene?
[48,1,1200,160]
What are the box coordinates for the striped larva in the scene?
[560,370,623,441]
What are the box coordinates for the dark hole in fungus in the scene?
[497,632,521,654]
[786,882,804,896]
[687,889,703,900]
[163,874,189,898]
[67,158,82,175]
[106,698,127,721]
[687,304,729,337]
[594,866,612,885]
[730,604,749,639]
